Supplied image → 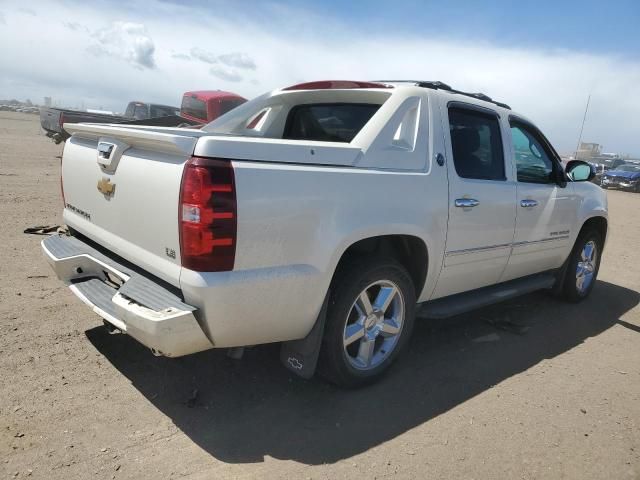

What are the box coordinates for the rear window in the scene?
[181,96,207,121]
[150,105,179,117]
[133,104,148,120]
[219,98,246,116]
[124,102,145,117]
[283,103,380,143]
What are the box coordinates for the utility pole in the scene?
[574,94,591,160]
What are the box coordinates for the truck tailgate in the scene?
[40,108,61,134]
[62,124,204,287]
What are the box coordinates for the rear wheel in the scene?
[560,229,602,302]
[319,258,415,387]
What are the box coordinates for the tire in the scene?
[318,257,416,387]
[560,228,603,303]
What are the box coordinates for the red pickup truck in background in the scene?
[180,90,247,123]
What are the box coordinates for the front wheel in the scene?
[560,229,602,302]
[318,258,416,387]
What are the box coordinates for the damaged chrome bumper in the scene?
[41,234,213,357]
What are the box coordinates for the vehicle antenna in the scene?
[574,94,591,160]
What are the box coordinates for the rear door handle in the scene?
[520,199,538,208]
[455,198,480,208]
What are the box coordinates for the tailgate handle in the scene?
[97,142,114,160]
[96,138,129,173]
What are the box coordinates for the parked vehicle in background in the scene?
[588,156,626,185]
[180,91,247,124]
[40,101,180,144]
[601,164,640,192]
[42,80,608,387]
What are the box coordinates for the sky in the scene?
[0,0,639,155]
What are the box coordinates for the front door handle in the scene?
[520,199,538,208]
[455,198,480,208]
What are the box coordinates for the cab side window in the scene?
[510,124,555,183]
[449,107,505,181]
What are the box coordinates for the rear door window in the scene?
[448,107,505,180]
[283,103,380,143]
[181,96,208,121]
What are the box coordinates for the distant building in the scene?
[44,96,52,107]
[576,142,602,160]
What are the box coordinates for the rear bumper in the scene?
[41,234,213,357]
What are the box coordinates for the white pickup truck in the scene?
[42,80,607,386]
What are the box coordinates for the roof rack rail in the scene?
[374,80,511,110]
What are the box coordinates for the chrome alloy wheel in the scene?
[342,280,405,370]
[576,240,598,294]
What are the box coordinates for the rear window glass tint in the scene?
[283,103,380,143]
[181,96,207,121]
[219,98,246,116]
[133,105,148,120]
[150,105,178,117]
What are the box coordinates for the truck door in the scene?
[431,102,517,299]
[500,119,579,281]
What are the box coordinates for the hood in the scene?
[605,169,640,180]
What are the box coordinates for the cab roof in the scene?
[183,90,247,101]
[281,79,511,110]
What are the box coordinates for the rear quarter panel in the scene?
[180,160,449,347]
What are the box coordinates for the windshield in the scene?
[615,164,640,172]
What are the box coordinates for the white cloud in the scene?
[18,7,36,16]
[218,52,256,70]
[171,52,191,60]
[63,21,89,33]
[209,64,243,82]
[89,21,156,69]
[189,48,256,70]
[0,0,638,155]
[190,47,217,64]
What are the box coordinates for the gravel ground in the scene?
[1,111,639,479]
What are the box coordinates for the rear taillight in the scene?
[59,112,65,129]
[179,157,236,272]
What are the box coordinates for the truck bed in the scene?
[40,107,130,143]
[40,109,200,144]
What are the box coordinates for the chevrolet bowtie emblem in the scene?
[97,178,115,196]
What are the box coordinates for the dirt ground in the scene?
[1,111,639,480]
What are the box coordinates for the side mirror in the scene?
[566,160,595,182]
